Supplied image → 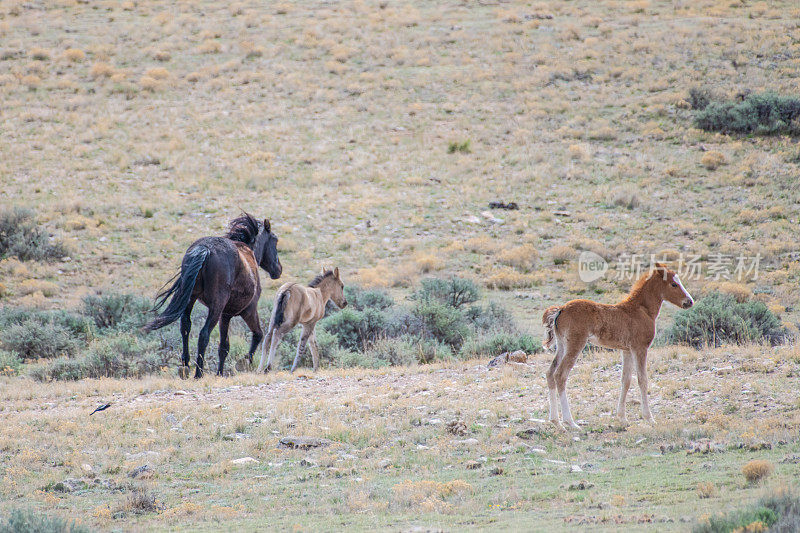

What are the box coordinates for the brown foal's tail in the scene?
[542,306,562,351]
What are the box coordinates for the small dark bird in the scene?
[89,403,111,416]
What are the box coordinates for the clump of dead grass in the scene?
[497,244,538,271]
[701,151,726,170]
[742,460,774,484]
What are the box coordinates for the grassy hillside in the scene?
[1,0,799,333]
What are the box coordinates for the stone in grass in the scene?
[446,419,468,436]
[223,432,250,441]
[488,350,528,368]
[568,480,594,491]
[278,436,331,450]
[230,457,259,465]
[50,479,88,492]
[128,464,153,479]
[465,460,482,470]
[490,466,504,476]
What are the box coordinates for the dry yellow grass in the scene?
[701,150,727,170]
[742,460,774,484]
[62,48,85,62]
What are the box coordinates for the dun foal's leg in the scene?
[290,325,312,373]
[241,308,264,367]
[554,338,586,430]
[308,331,320,372]
[196,304,224,379]
[616,350,634,423]
[216,314,232,377]
[258,325,284,373]
[635,349,655,424]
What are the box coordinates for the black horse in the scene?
[145,213,281,378]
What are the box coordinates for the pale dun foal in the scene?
[257,267,347,373]
[541,263,694,430]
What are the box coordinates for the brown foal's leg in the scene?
[634,349,655,424]
[554,337,586,430]
[546,341,565,428]
[616,350,634,423]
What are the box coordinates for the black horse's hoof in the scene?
[178,366,191,380]
[194,370,203,379]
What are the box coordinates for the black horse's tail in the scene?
[144,246,209,332]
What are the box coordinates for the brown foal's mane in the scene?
[624,267,665,303]
[308,270,334,288]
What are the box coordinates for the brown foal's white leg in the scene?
[546,342,565,429]
[257,327,283,373]
[554,342,584,430]
[634,349,655,424]
[616,350,634,423]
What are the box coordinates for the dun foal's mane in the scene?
[308,270,334,288]
[226,213,260,247]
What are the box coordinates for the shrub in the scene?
[344,286,394,311]
[762,490,800,533]
[81,293,152,330]
[0,308,92,358]
[459,332,541,359]
[321,308,386,351]
[0,208,67,261]
[696,482,717,499]
[695,92,800,135]
[0,508,90,533]
[693,506,777,533]
[447,140,471,154]
[742,459,774,484]
[413,277,479,308]
[362,338,418,367]
[664,292,786,348]
[0,349,22,376]
[30,334,170,381]
[412,300,470,350]
[330,346,389,369]
[1,319,79,359]
[688,87,714,110]
[464,302,517,333]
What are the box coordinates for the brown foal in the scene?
[542,263,693,430]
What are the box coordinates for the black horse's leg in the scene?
[180,297,196,368]
[241,306,264,367]
[196,305,223,379]
[217,314,232,377]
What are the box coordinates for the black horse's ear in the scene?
[263,219,270,233]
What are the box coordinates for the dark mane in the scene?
[226,212,260,247]
[308,270,334,288]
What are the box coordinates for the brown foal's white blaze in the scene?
[541,262,693,430]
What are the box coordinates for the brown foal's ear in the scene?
[263,219,270,232]
[334,267,340,279]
